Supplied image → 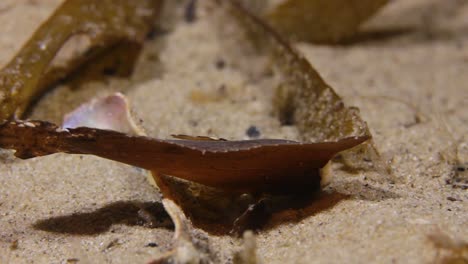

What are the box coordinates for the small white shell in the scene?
[62,92,145,136]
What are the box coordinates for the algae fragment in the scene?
[265,0,389,43]
[218,1,379,170]
[0,0,161,120]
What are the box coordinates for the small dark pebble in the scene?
[105,239,119,250]
[102,67,117,76]
[66,258,79,264]
[188,120,199,127]
[215,59,226,70]
[447,197,458,202]
[145,27,167,40]
[146,242,158,248]
[246,126,261,138]
[184,0,197,23]
[457,166,466,172]
[280,109,295,126]
[218,84,226,94]
[146,28,158,40]
[10,240,18,250]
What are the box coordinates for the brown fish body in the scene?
[151,138,364,192]
[0,120,369,192]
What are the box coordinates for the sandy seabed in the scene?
[0,0,466,263]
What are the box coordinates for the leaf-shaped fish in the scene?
[0,120,369,193]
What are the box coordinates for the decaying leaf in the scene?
[264,0,389,43]
[0,0,161,121]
